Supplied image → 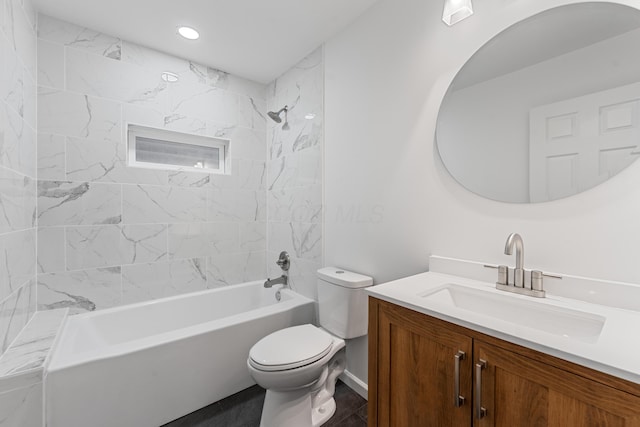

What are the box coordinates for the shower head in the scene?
[267,105,290,130]
[268,110,283,123]
[267,106,288,124]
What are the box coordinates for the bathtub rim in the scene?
[47,283,315,373]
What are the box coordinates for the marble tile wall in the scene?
[266,48,324,300]
[36,15,269,314]
[0,0,38,357]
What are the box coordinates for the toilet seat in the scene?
[249,324,333,372]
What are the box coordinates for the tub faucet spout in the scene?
[264,274,288,288]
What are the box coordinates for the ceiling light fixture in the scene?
[178,26,200,40]
[305,113,316,120]
[442,0,473,26]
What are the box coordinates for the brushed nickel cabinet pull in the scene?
[454,350,466,407]
[475,359,487,419]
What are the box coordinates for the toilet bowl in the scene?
[247,324,346,427]
[247,267,373,427]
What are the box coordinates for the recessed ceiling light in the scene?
[178,26,200,40]
[305,113,316,120]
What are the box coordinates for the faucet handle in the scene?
[276,251,290,271]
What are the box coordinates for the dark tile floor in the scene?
[163,380,367,427]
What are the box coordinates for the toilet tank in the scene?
[317,267,373,339]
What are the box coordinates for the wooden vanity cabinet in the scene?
[368,297,640,427]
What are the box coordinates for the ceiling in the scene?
[32,0,380,84]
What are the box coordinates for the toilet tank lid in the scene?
[317,267,373,288]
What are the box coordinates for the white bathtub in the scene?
[45,281,315,427]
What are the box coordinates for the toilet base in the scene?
[258,349,346,427]
[260,387,337,427]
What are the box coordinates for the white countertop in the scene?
[367,269,640,385]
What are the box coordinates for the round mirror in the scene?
[436,2,640,203]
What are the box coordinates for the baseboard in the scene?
[339,370,368,400]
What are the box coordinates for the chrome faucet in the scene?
[504,233,524,288]
[264,251,290,289]
[485,232,561,298]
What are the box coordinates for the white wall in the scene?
[324,0,640,385]
[439,27,640,203]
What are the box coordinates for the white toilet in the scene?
[247,267,373,427]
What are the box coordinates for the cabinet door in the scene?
[370,300,473,427]
[474,340,640,427]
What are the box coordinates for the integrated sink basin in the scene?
[420,284,606,342]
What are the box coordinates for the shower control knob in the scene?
[276,251,290,271]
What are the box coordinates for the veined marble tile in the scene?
[37,39,64,90]
[22,71,35,130]
[207,189,266,222]
[237,159,266,190]
[122,258,207,304]
[121,42,225,90]
[121,261,170,304]
[206,251,266,288]
[168,82,235,126]
[4,0,36,80]
[38,87,121,142]
[121,41,186,76]
[122,184,206,224]
[36,134,65,181]
[66,48,168,108]
[0,380,42,427]
[66,137,167,185]
[268,222,322,263]
[268,115,322,160]
[2,39,24,119]
[2,103,37,178]
[36,227,65,274]
[237,94,266,131]
[0,229,35,301]
[65,225,123,270]
[268,184,322,224]
[123,103,165,130]
[37,267,121,314]
[66,224,167,271]
[271,47,322,100]
[209,159,265,191]
[37,181,122,226]
[0,308,66,376]
[266,251,320,301]
[120,224,168,265]
[209,159,240,190]
[168,222,239,260]
[0,279,33,354]
[267,146,322,191]
[226,75,267,102]
[239,222,266,252]
[37,14,121,60]
[210,125,266,161]
[0,166,36,234]
[167,171,211,188]
[162,114,209,136]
